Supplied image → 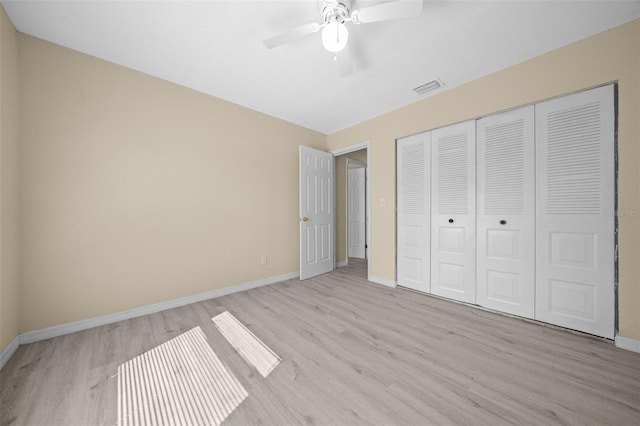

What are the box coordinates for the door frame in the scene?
[346,158,367,260]
[331,141,371,281]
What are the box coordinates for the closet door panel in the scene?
[477,106,535,318]
[535,85,615,339]
[431,121,476,303]
[397,132,430,292]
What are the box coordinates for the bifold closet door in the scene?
[476,106,535,318]
[431,121,476,303]
[535,85,615,339]
[397,132,430,293]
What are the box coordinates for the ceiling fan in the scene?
[263,0,424,76]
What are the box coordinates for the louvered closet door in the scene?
[397,132,430,292]
[535,85,615,339]
[431,121,476,303]
[477,106,535,318]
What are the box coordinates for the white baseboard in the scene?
[19,271,299,345]
[369,275,396,288]
[336,261,348,268]
[615,334,640,353]
[0,335,20,369]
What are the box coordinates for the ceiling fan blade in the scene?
[352,0,423,24]
[336,50,354,77]
[263,22,321,49]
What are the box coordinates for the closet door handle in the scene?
[500,220,507,225]
[448,218,454,224]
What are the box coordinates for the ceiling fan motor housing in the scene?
[322,0,352,24]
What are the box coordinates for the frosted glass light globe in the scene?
[322,21,349,53]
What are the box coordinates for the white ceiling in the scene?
[3,0,640,134]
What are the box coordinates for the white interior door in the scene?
[535,85,615,338]
[476,106,535,318]
[348,167,366,259]
[299,146,335,280]
[430,121,476,303]
[397,132,430,292]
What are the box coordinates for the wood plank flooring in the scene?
[2,261,640,425]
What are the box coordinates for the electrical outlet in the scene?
[261,256,267,265]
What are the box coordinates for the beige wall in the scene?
[327,19,640,340]
[18,35,325,333]
[335,149,367,264]
[0,7,20,353]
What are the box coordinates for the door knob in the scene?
[448,218,454,223]
[500,220,507,225]
[302,217,309,222]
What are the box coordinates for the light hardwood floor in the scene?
[2,261,640,425]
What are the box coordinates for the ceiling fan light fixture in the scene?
[322,21,349,53]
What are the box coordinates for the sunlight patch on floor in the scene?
[117,326,247,426]
[213,311,281,378]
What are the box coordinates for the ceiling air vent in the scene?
[413,79,444,95]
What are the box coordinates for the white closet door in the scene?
[431,121,476,303]
[397,132,430,292]
[535,85,615,338]
[477,106,535,318]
